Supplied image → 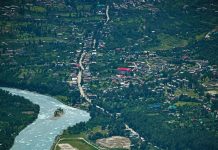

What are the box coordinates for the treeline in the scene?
[0,79,69,97]
[65,105,127,143]
[193,36,218,67]
[122,109,218,150]
[0,89,39,150]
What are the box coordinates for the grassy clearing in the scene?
[174,88,199,98]
[91,126,108,135]
[55,138,97,150]
[113,17,143,26]
[175,101,200,107]
[147,33,188,51]
[71,16,103,23]
[54,95,69,103]
[195,33,207,41]
[30,6,46,13]
[53,126,108,150]
[77,5,92,11]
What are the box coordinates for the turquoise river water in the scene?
[0,87,90,150]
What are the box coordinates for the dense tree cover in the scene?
[193,35,218,66]
[0,89,39,150]
[89,68,218,149]
[212,95,218,110]
[0,0,218,149]
[0,40,82,105]
[154,0,218,66]
[122,108,218,150]
[66,105,127,142]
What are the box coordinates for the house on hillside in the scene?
[117,67,133,76]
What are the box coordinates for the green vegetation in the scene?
[175,101,200,107]
[54,107,64,117]
[55,95,69,104]
[0,89,39,150]
[175,88,199,98]
[0,0,218,150]
[147,33,188,51]
[55,138,97,150]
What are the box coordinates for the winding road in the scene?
[77,51,91,103]
[74,6,156,149]
[146,60,151,71]
[105,5,110,24]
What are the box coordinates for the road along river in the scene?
[0,87,90,150]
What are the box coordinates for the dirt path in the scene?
[77,51,91,103]
[105,5,110,24]
[146,60,151,71]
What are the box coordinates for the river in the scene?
[0,87,90,150]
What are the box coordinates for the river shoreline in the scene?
[0,87,90,150]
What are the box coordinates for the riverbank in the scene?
[0,89,39,150]
[1,87,90,150]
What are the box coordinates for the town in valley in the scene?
[0,0,218,150]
